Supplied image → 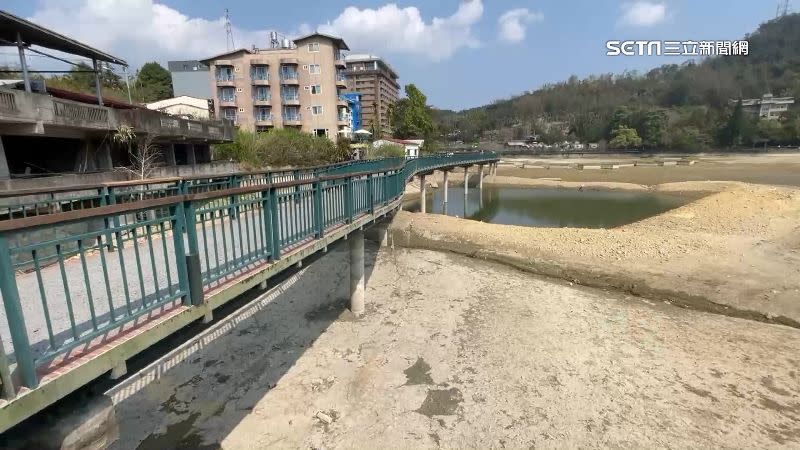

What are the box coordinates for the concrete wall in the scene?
[171,70,213,99]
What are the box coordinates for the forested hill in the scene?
[436,13,800,149]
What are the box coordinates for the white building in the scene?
[374,138,422,158]
[145,95,210,120]
[734,94,795,120]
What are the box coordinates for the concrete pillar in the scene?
[419,174,426,214]
[349,229,365,317]
[442,170,449,211]
[98,141,113,170]
[478,165,484,191]
[0,136,10,181]
[164,143,177,166]
[186,143,197,166]
[110,361,127,380]
[464,166,470,198]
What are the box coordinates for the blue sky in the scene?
[1,1,781,110]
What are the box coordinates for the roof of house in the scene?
[293,32,349,50]
[0,10,127,65]
[377,138,422,146]
[146,96,209,110]
[343,53,398,79]
[199,48,252,64]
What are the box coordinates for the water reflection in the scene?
[414,186,692,228]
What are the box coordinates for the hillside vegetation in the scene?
[436,13,800,150]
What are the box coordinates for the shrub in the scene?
[213,129,352,168]
[366,143,406,159]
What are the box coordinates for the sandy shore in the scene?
[390,181,800,326]
[496,154,800,187]
[96,243,800,449]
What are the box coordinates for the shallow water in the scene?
[410,186,691,228]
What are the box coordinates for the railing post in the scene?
[367,174,375,215]
[314,179,324,238]
[260,190,274,260]
[344,176,353,223]
[0,234,37,388]
[268,186,281,260]
[183,199,204,306]
[170,202,191,306]
[228,175,240,220]
[0,334,16,399]
[99,186,115,252]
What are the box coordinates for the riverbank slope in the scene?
[390,181,800,325]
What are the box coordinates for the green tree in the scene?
[135,62,173,101]
[640,109,668,148]
[719,99,747,147]
[608,125,642,149]
[391,84,435,139]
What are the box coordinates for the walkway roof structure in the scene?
[0,10,127,65]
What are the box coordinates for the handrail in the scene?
[0,153,488,230]
[0,151,498,402]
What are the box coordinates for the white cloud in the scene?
[619,1,667,27]
[318,1,484,61]
[26,0,270,67]
[497,8,543,43]
[24,0,484,69]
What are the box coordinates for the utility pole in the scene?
[123,66,132,103]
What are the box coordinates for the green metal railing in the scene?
[0,152,497,396]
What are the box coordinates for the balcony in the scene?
[337,95,348,106]
[280,73,299,85]
[255,114,273,126]
[218,96,236,107]
[252,96,271,106]
[337,114,351,125]
[281,95,300,105]
[336,73,347,88]
[0,88,234,142]
[334,52,346,67]
[251,75,269,85]
[216,74,235,86]
[282,113,302,125]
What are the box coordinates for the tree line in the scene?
[434,13,800,151]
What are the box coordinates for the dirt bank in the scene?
[389,181,800,326]
[497,159,800,187]
[110,246,800,449]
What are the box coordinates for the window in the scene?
[311,106,323,116]
[308,42,320,52]
[253,86,270,101]
[310,85,322,94]
[251,65,268,80]
[309,64,321,75]
[218,87,235,102]
[255,107,271,121]
[216,66,233,81]
[314,128,328,137]
[282,86,299,101]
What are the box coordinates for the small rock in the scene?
[316,411,333,424]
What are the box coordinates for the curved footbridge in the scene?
[0,152,498,432]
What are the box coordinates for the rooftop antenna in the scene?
[225,9,235,50]
[776,0,790,17]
